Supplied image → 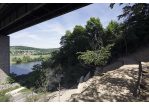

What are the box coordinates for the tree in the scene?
[109,3,148,55]
[85,17,104,41]
[35,68,51,102]
[15,58,21,63]
[104,20,123,46]
[77,37,114,73]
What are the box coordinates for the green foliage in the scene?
[12,55,45,64]
[31,64,42,71]
[35,68,50,92]
[41,57,53,69]
[6,72,17,84]
[110,3,149,56]
[85,17,104,40]
[0,94,12,102]
[77,43,114,67]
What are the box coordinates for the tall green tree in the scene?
[109,3,149,55]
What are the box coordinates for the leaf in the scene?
[109,3,115,9]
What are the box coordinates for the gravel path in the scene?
[47,84,78,102]
[10,92,37,102]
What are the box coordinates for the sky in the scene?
[6,1,136,49]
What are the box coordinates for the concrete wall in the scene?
[0,35,10,84]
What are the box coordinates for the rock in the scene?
[142,68,149,73]
[94,67,102,76]
[77,82,85,93]
[141,62,146,65]
[84,71,91,82]
[96,66,100,71]
[79,76,84,83]
[77,76,85,93]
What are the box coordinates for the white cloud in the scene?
[9,32,40,40]
[27,35,40,40]
[36,21,67,35]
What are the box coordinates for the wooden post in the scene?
[56,74,60,102]
[59,81,60,102]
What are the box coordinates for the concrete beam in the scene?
[0,35,10,84]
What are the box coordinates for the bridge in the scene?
[0,3,91,84]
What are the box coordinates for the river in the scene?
[10,61,41,76]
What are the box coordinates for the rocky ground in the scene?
[0,82,20,91]
[65,47,149,102]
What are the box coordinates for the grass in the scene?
[0,85,22,97]
[0,85,22,102]
[10,54,51,63]
[18,87,30,93]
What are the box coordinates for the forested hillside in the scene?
[39,3,149,86]
[10,46,60,52]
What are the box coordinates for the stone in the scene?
[77,82,85,93]
[141,62,146,65]
[142,68,149,73]
[96,66,100,71]
[94,67,102,76]
[79,76,84,83]
[84,71,91,82]
[77,76,85,93]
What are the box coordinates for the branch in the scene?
[79,59,95,71]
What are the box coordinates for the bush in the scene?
[6,72,17,84]
[0,94,12,102]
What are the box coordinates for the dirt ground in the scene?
[65,46,149,102]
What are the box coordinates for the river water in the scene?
[10,61,41,76]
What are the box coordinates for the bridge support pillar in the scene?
[0,35,10,84]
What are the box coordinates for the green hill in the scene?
[10,46,60,53]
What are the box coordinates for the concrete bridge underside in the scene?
[0,3,91,84]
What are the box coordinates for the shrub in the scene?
[0,94,12,102]
[6,72,17,84]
